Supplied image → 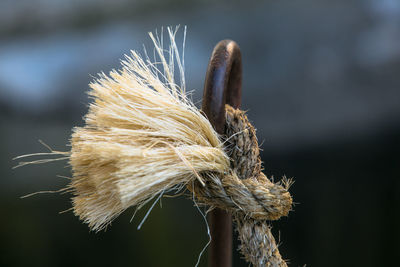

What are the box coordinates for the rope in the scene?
[189,104,292,266]
[16,29,293,266]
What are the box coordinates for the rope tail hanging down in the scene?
[16,26,293,267]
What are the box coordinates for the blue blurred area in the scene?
[1,0,399,266]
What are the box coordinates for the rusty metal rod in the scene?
[202,39,242,267]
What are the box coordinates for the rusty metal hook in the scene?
[202,40,242,267]
[202,40,242,133]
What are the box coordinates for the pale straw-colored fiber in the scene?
[69,27,230,231]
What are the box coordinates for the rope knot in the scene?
[190,105,292,221]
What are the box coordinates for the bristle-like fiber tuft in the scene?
[70,27,229,230]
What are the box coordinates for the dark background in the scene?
[1,0,399,266]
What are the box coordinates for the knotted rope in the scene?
[16,28,294,267]
[189,105,292,266]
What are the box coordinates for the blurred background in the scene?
[1,0,399,266]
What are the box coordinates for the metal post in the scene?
[202,40,242,267]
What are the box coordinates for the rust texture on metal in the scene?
[202,39,242,267]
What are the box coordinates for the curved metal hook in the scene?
[202,40,242,134]
[202,40,242,267]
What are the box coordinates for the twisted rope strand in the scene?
[190,172,291,221]
[235,217,288,267]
